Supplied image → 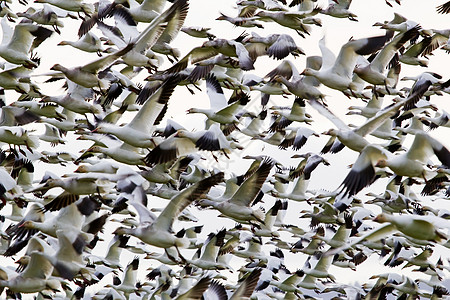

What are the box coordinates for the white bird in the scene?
[97,0,188,68]
[245,32,304,60]
[187,74,250,125]
[185,228,230,270]
[309,97,407,154]
[34,0,94,16]
[34,229,90,280]
[0,126,39,152]
[0,237,60,294]
[200,158,274,224]
[40,80,101,115]
[58,32,105,55]
[302,32,393,94]
[338,131,450,197]
[93,75,179,148]
[354,26,420,89]
[17,5,64,34]
[321,0,358,21]
[114,173,223,249]
[0,18,53,68]
[49,43,133,89]
[269,56,324,101]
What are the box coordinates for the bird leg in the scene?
[24,142,33,154]
[222,149,230,159]
[6,14,15,23]
[174,246,187,265]
[185,85,195,95]
[295,30,305,38]
[349,87,358,98]
[52,25,61,35]
[384,80,391,95]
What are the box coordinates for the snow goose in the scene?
[374,213,448,243]
[0,103,40,127]
[38,124,66,147]
[0,18,53,68]
[347,93,385,118]
[271,172,311,202]
[29,176,110,212]
[269,98,313,132]
[245,32,304,60]
[93,75,179,148]
[291,152,330,180]
[398,35,434,67]
[302,32,394,94]
[40,81,101,115]
[373,13,420,33]
[0,242,60,294]
[200,158,274,224]
[215,5,264,29]
[418,29,450,57]
[114,172,224,249]
[301,252,335,282]
[0,65,41,94]
[309,97,407,154]
[0,126,39,152]
[185,229,230,270]
[338,131,450,197]
[237,0,287,11]
[199,38,255,71]
[175,123,243,154]
[278,126,319,150]
[40,109,83,136]
[268,269,304,294]
[150,1,188,62]
[420,109,450,130]
[354,26,420,90]
[17,5,64,34]
[253,199,283,237]
[49,42,133,89]
[181,26,216,40]
[105,257,140,298]
[165,33,254,74]
[255,10,311,37]
[58,32,105,55]
[86,140,146,165]
[34,0,94,16]
[4,203,44,253]
[270,58,325,102]
[321,0,357,21]
[173,276,213,299]
[15,196,99,243]
[74,159,121,174]
[229,268,261,300]
[11,100,65,121]
[187,74,250,125]
[145,124,243,166]
[109,0,173,24]
[142,131,197,166]
[401,72,442,111]
[34,229,91,280]
[97,0,189,69]
[238,109,268,138]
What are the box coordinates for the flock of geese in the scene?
[0,0,450,299]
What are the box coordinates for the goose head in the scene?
[375,159,389,168]
[50,64,65,72]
